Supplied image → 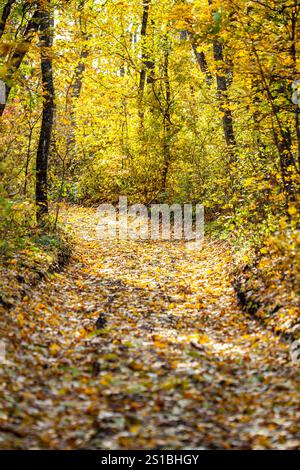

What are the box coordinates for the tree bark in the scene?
[161,39,172,194]
[208,0,236,162]
[65,43,89,158]
[212,37,236,161]
[0,8,40,117]
[139,0,151,95]
[138,0,153,130]
[291,9,300,169]
[65,1,90,169]
[36,1,54,223]
[188,32,213,87]
[0,0,16,39]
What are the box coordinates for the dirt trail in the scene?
[0,206,299,449]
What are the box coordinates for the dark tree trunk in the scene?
[291,10,300,169]
[0,8,40,117]
[251,80,267,159]
[36,1,54,223]
[0,0,16,39]
[212,38,236,161]
[71,50,88,100]
[66,43,89,158]
[161,41,172,194]
[207,0,236,162]
[251,41,296,202]
[188,32,213,87]
[139,0,151,95]
[138,0,154,130]
[65,0,89,168]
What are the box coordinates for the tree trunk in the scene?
[188,32,213,87]
[291,10,300,169]
[161,40,172,194]
[139,0,151,95]
[65,0,89,172]
[208,0,236,163]
[0,8,40,117]
[138,0,153,130]
[251,41,296,202]
[212,37,236,161]
[0,0,16,39]
[36,1,54,223]
[65,43,89,158]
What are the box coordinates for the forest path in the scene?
[0,206,299,450]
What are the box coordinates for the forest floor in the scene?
[0,205,299,450]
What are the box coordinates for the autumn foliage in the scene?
[0,0,299,451]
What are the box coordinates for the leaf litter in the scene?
[0,206,299,449]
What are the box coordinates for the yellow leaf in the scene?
[288,205,297,216]
[49,343,60,356]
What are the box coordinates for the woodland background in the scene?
[0,0,300,450]
[0,0,300,352]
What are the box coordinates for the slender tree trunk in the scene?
[0,0,16,39]
[138,0,152,130]
[251,41,296,202]
[139,0,151,95]
[66,43,89,158]
[251,80,267,159]
[161,41,172,194]
[207,0,236,163]
[36,1,54,223]
[24,126,33,195]
[64,0,89,180]
[0,8,40,117]
[188,32,213,87]
[212,37,236,161]
[291,10,300,169]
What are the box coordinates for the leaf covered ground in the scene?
[0,226,70,310]
[234,230,300,340]
[0,206,299,450]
